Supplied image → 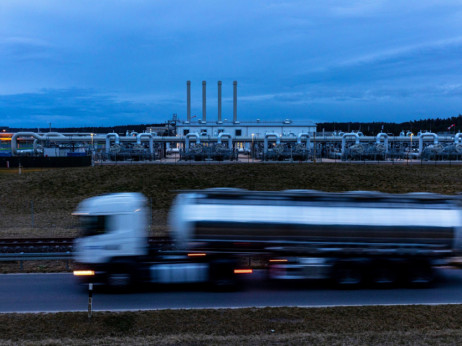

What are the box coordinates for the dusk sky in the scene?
[1,1,462,127]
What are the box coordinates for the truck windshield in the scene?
[79,215,109,236]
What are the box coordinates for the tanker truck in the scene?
[73,188,462,289]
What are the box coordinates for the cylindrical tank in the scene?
[169,189,462,255]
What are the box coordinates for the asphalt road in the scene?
[2,268,462,313]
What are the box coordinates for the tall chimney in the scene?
[217,81,222,123]
[186,80,191,123]
[233,81,238,123]
[202,81,206,123]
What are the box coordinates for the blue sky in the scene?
[1,1,462,127]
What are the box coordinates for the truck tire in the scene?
[370,260,398,288]
[107,272,131,289]
[332,261,363,289]
[209,258,238,291]
[106,262,134,290]
[406,260,434,287]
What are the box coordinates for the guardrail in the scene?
[0,252,72,271]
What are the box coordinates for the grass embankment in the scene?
[2,164,462,272]
[2,305,462,345]
[1,163,462,238]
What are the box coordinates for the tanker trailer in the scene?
[73,189,462,289]
[169,189,462,287]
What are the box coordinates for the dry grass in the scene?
[1,305,462,344]
[0,260,72,274]
[2,163,462,238]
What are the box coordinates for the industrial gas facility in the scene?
[1,81,462,166]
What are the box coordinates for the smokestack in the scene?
[186,80,191,123]
[217,81,222,123]
[233,81,238,123]
[202,81,206,123]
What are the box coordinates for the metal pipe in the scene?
[202,81,206,123]
[11,132,44,155]
[455,133,462,144]
[185,133,200,152]
[217,81,222,123]
[217,132,233,148]
[341,133,360,155]
[264,133,281,153]
[136,133,154,156]
[186,80,191,123]
[233,81,237,123]
[376,133,389,153]
[42,132,65,138]
[418,133,438,154]
[297,133,311,149]
[105,133,120,154]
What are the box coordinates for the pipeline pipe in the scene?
[136,133,154,155]
[41,132,65,139]
[455,133,462,144]
[264,133,281,153]
[11,132,44,155]
[341,133,360,155]
[376,133,389,153]
[217,132,233,148]
[418,133,438,155]
[185,133,200,152]
[105,133,120,154]
[296,133,311,149]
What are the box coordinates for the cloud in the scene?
[338,36,462,67]
[0,89,169,127]
[0,36,55,61]
[1,1,462,125]
[330,0,385,17]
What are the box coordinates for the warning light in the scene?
[73,270,95,276]
[234,269,253,274]
[187,253,207,257]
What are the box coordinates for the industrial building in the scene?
[176,119,316,138]
[3,80,462,165]
[176,80,316,138]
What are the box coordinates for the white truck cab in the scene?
[73,193,149,265]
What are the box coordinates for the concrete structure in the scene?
[233,81,238,123]
[186,81,191,123]
[202,81,206,123]
[218,81,222,123]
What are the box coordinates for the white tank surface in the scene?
[169,188,462,255]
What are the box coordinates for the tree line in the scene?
[317,115,462,136]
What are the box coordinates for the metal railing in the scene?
[0,252,72,271]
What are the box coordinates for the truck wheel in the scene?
[106,264,133,290]
[370,261,398,288]
[209,259,237,291]
[107,272,131,289]
[332,262,363,288]
[407,261,434,287]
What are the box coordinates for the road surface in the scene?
[1,268,462,313]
